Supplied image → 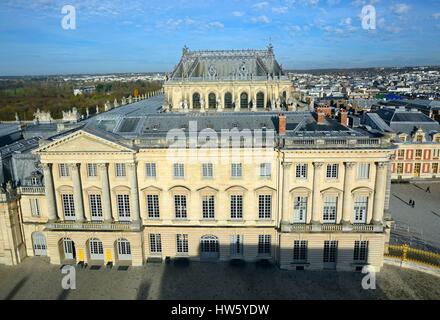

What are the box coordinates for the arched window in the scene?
[256,92,265,109]
[240,92,248,109]
[61,237,76,260]
[192,92,201,109]
[89,238,104,260]
[224,92,233,109]
[208,93,216,109]
[32,232,47,256]
[116,238,132,261]
[200,235,219,260]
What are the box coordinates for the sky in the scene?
[1,0,440,75]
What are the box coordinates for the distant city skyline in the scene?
[1,0,440,76]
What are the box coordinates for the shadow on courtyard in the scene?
[151,245,388,300]
[4,276,29,300]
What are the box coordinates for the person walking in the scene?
[426,186,431,193]
[412,200,416,208]
[409,199,413,206]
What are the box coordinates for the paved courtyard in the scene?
[0,257,439,300]
[389,182,440,250]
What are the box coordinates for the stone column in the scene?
[128,162,141,222]
[342,162,356,228]
[98,163,112,222]
[42,163,58,221]
[373,162,388,225]
[281,162,292,224]
[70,163,85,222]
[311,162,324,230]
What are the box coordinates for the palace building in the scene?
[163,45,298,112]
[0,47,395,271]
[362,106,440,180]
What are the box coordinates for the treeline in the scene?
[0,79,162,121]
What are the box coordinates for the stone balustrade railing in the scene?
[19,186,45,195]
[46,221,141,231]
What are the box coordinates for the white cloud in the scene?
[272,6,289,14]
[252,2,269,10]
[391,3,411,15]
[207,21,224,29]
[433,13,440,20]
[232,11,245,17]
[250,15,271,24]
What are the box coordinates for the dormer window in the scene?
[31,177,39,186]
[399,134,407,142]
[416,135,423,143]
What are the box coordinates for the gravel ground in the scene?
[389,182,440,249]
[0,257,439,300]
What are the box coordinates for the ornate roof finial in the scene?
[267,38,273,54]
[183,45,189,56]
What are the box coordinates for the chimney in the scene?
[339,109,348,126]
[278,113,286,136]
[315,107,326,124]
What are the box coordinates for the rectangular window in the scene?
[415,149,423,158]
[176,234,189,254]
[145,163,157,178]
[326,164,338,179]
[202,195,215,219]
[230,235,243,256]
[89,194,103,221]
[433,163,439,174]
[258,195,272,219]
[260,163,271,178]
[415,163,421,174]
[398,150,405,158]
[296,164,308,179]
[62,194,75,220]
[202,163,213,178]
[397,163,404,174]
[174,163,185,178]
[231,163,242,178]
[174,195,187,219]
[230,195,243,219]
[353,241,369,262]
[258,235,271,255]
[115,163,126,177]
[59,164,70,177]
[87,164,97,177]
[323,196,337,223]
[357,163,370,179]
[293,196,307,223]
[354,196,368,223]
[293,240,308,262]
[434,149,440,158]
[30,198,40,217]
[323,240,338,263]
[149,234,162,254]
[147,195,160,219]
[117,194,130,221]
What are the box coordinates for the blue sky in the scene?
[1,0,440,75]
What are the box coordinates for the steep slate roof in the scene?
[365,107,440,140]
[169,45,285,80]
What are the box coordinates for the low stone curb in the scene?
[384,257,440,277]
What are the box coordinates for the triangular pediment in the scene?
[35,130,134,154]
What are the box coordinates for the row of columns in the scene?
[43,162,141,223]
[281,161,388,226]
